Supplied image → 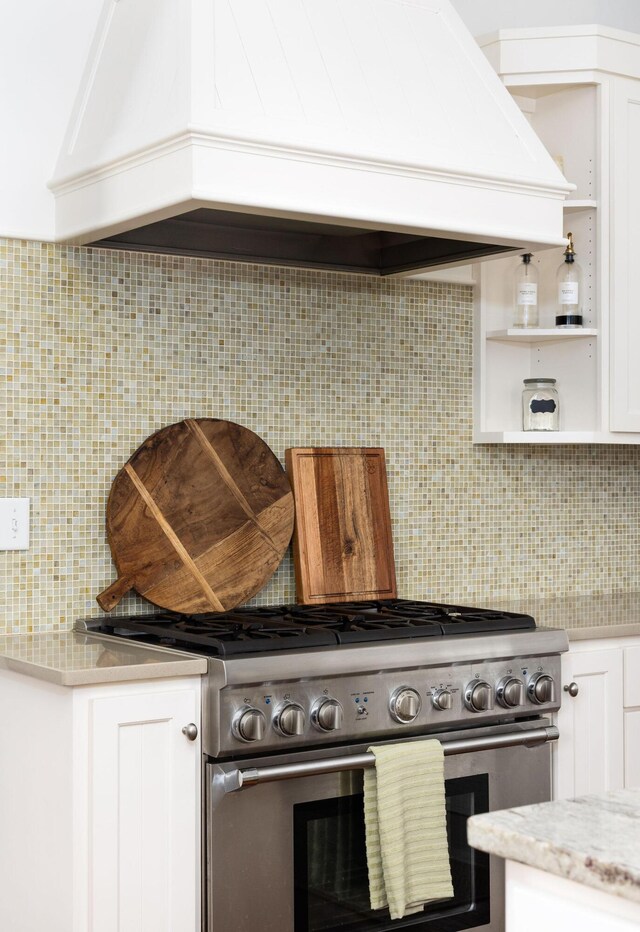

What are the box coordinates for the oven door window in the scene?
[294,775,489,932]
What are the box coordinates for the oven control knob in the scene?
[232,707,266,743]
[390,687,422,724]
[497,677,525,709]
[464,681,494,713]
[274,702,306,737]
[432,689,453,711]
[528,673,556,705]
[311,698,344,732]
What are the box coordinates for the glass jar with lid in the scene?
[522,378,560,431]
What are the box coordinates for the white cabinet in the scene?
[553,645,624,799]
[0,670,201,932]
[553,635,640,798]
[505,861,640,932]
[474,26,640,443]
[86,687,201,932]
[610,78,640,431]
[623,647,640,787]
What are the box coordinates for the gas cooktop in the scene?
[86,598,535,657]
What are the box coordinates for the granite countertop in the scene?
[468,788,640,904]
[491,592,640,641]
[0,630,207,686]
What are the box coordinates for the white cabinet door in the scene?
[87,686,200,932]
[623,647,640,787]
[624,710,640,787]
[554,647,624,799]
[610,77,640,431]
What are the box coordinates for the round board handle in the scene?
[97,575,133,612]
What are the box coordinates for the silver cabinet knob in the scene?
[464,681,494,713]
[564,682,580,698]
[311,698,343,732]
[497,677,525,709]
[274,702,305,737]
[528,673,556,705]
[390,687,422,723]
[182,723,198,741]
[432,689,453,711]
[232,707,266,743]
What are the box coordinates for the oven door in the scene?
[206,719,554,932]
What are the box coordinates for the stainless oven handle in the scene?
[214,725,559,797]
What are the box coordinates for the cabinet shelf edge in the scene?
[486,328,599,344]
[474,431,640,444]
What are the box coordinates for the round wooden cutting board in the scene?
[97,418,294,614]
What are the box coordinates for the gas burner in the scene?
[288,599,534,640]
[94,613,337,655]
[89,599,535,656]
[287,602,443,642]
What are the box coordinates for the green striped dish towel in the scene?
[363,740,454,920]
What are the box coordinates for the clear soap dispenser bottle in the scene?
[556,232,583,327]
[513,253,539,328]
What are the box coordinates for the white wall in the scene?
[0,0,102,240]
[451,0,640,37]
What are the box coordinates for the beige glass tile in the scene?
[1,238,639,634]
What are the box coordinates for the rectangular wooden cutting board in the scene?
[285,447,397,604]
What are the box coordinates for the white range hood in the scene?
[50,0,572,274]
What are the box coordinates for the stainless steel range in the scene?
[80,599,569,932]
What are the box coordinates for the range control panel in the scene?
[215,654,562,756]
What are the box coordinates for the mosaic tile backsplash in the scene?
[2,237,640,634]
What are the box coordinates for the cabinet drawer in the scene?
[623,647,640,707]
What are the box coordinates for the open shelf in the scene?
[475,431,640,445]
[474,29,640,442]
[564,199,598,212]
[474,79,601,444]
[486,328,598,344]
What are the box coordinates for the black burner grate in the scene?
[94,612,339,655]
[91,599,535,656]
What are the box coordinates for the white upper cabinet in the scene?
[474,26,640,443]
[610,77,640,430]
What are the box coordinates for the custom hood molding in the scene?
[50,0,572,274]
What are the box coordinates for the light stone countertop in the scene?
[489,591,640,641]
[0,630,207,686]
[467,789,640,904]
[3,590,640,686]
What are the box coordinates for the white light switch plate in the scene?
[0,498,30,550]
